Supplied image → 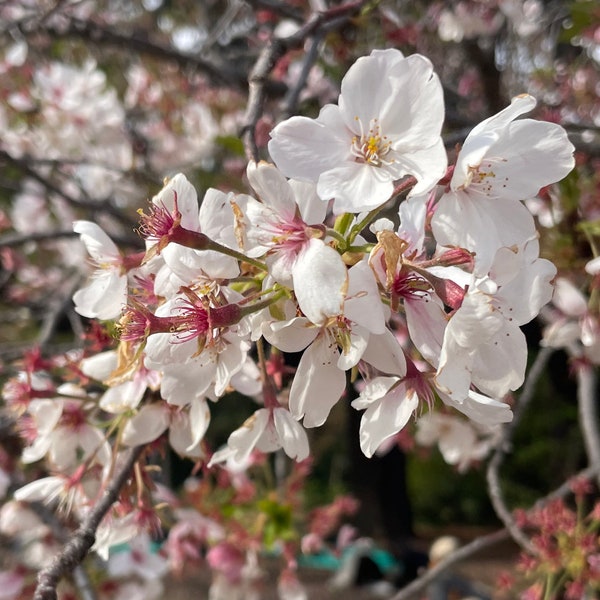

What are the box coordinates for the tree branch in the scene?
[486,345,555,554]
[577,364,600,487]
[20,16,242,89]
[0,150,139,233]
[33,445,145,600]
[240,0,368,161]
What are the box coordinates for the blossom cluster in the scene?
[2,47,575,591]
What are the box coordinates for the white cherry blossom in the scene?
[265,249,387,427]
[432,94,575,275]
[72,221,129,320]
[415,412,501,472]
[208,407,309,466]
[268,48,447,213]
[240,160,327,286]
[436,240,556,400]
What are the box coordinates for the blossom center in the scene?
[351,117,392,167]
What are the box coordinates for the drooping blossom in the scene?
[436,239,556,400]
[432,94,575,275]
[208,406,309,465]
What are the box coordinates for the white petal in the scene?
[246,161,297,218]
[318,163,394,213]
[268,105,350,181]
[405,293,447,369]
[360,329,407,376]
[289,179,327,225]
[480,119,574,200]
[80,351,118,381]
[458,390,512,425]
[73,271,127,320]
[169,409,204,458]
[552,277,588,317]
[344,260,386,334]
[356,387,418,458]
[187,396,211,451]
[122,404,170,446]
[228,409,270,463]
[432,191,536,276]
[337,326,369,370]
[99,379,146,413]
[292,239,347,325]
[152,173,199,231]
[73,221,120,262]
[273,408,310,461]
[472,324,527,398]
[453,95,537,185]
[289,336,346,427]
[14,477,64,503]
[351,376,399,409]
[263,316,318,353]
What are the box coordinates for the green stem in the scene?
[345,243,375,254]
[207,239,268,272]
[326,227,349,250]
[334,212,354,236]
[238,289,286,319]
[347,206,385,245]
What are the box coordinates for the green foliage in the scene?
[257,497,295,548]
[215,135,245,157]
[407,451,498,527]
[560,1,600,43]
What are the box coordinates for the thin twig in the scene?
[486,345,555,554]
[280,29,324,118]
[539,307,600,488]
[0,150,139,232]
[33,445,145,600]
[244,0,305,21]
[240,0,368,161]
[577,364,600,487]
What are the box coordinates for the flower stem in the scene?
[348,206,384,245]
[206,239,268,272]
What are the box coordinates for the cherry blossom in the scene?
[240,160,327,286]
[72,221,135,320]
[432,94,575,275]
[268,48,447,213]
[415,412,501,472]
[436,240,556,400]
[209,406,309,465]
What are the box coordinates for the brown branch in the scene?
[244,0,305,21]
[33,445,145,600]
[280,29,324,119]
[240,0,368,161]
[0,150,139,233]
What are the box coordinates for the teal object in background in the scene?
[298,545,399,574]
